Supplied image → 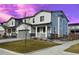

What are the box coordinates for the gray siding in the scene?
[51,12,68,37]
[59,17,68,37]
[51,13,58,34]
[63,18,68,35]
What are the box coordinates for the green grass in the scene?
[0,39,60,53]
[65,43,79,53]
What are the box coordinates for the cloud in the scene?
[0,4,38,22]
[15,4,36,18]
[0,13,12,22]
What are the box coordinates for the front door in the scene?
[37,27,45,38]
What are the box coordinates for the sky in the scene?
[0,4,79,23]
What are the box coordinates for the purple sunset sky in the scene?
[0,4,79,23]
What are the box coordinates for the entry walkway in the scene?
[26,40,79,55]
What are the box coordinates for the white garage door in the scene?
[17,30,30,39]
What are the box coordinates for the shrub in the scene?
[48,34,59,39]
[67,33,79,41]
[2,33,8,38]
[32,37,38,40]
[40,38,43,40]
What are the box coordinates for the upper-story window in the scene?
[24,20,26,23]
[40,16,44,22]
[33,18,35,23]
[12,21,14,25]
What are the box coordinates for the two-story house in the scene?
[1,17,23,37]
[16,10,69,39]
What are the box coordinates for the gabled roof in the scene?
[1,10,69,24]
[24,10,69,22]
[60,11,69,22]
[3,17,15,23]
[23,10,65,19]
[2,17,24,24]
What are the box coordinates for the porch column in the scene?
[58,17,60,37]
[35,26,37,37]
[45,26,47,38]
[11,28,12,36]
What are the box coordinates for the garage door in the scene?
[17,30,29,39]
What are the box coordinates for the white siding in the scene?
[32,12,51,24]
[24,18,30,23]
[6,19,15,27]
[0,26,5,35]
[23,17,34,24]
[30,17,34,24]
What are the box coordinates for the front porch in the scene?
[31,25,51,39]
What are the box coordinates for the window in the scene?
[43,27,45,32]
[37,27,40,32]
[24,20,26,23]
[12,21,14,25]
[13,28,16,32]
[33,18,35,23]
[8,29,11,33]
[48,27,50,32]
[32,27,35,32]
[40,16,44,22]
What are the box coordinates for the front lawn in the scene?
[0,39,60,53]
[65,43,79,53]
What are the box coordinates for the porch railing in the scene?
[37,33,45,38]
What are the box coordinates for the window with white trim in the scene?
[40,16,44,22]
[33,18,35,23]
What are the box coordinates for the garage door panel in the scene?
[17,30,30,39]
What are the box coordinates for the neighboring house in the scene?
[68,23,79,34]
[0,24,5,36]
[1,17,23,37]
[16,10,69,39]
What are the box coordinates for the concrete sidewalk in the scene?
[26,40,79,55]
[0,38,23,55]
[0,48,22,55]
[0,38,79,55]
[0,38,22,43]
